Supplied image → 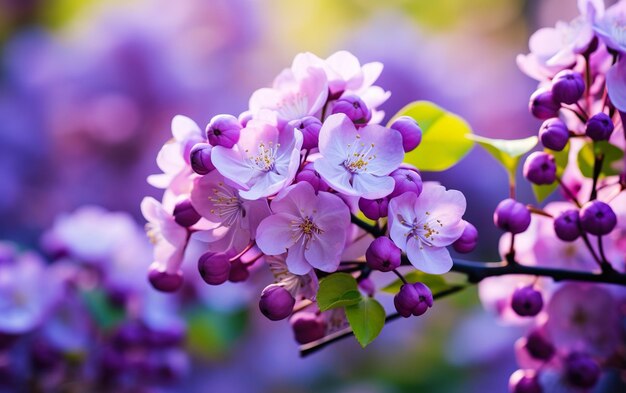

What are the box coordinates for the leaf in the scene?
[186,307,248,359]
[317,273,362,311]
[577,141,624,178]
[81,290,125,331]
[388,101,474,171]
[532,143,570,202]
[467,134,538,179]
[345,297,386,348]
[381,270,449,295]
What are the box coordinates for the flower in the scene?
[594,0,626,52]
[256,182,350,275]
[211,116,303,200]
[314,113,404,199]
[388,183,466,274]
[606,56,626,112]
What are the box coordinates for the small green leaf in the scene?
[186,307,248,359]
[467,134,538,179]
[81,289,125,331]
[532,144,570,202]
[577,141,624,178]
[389,101,474,171]
[317,273,362,311]
[381,270,449,295]
[345,297,386,348]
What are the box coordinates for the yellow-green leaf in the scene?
[345,297,386,348]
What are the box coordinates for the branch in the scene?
[350,214,383,237]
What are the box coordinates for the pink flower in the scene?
[256,182,350,275]
[266,254,319,300]
[314,113,404,199]
[190,170,270,256]
[388,183,466,274]
[211,117,303,200]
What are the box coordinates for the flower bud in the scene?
[206,114,241,148]
[452,221,478,253]
[529,88,560,119]
[365,237,401,272]
[190,143,215,175]
[288,116,322,150]
[296,162,329,193]
[511,286,543,317]
[553,209,581,241]
[394,282,433,318]
[173,199,201,227]
[290,313,326,344]
[332,95,371,125]
[524,330,555,361]
[551,70,584,105]
[359,278,376,297]
[580,200,617,235]
[228,259,249,283]
[539,118,569,151]
[148,266,184,292]
[564,352,600,389]
[197,252,230,286]
[358,198,388,220]
[494,199,531,234]
[259,285,295,321]
[585,112,614,141]
[509,370,542,393]
[390,116,422,152]
[389,168,423,198]
[523,152,556,185]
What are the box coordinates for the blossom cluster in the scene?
[143,51,477,346]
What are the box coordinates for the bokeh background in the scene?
[0,0,587,391]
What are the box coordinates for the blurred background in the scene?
[0,0,586,392]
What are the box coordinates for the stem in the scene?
[508,174,516,199]
[575,102,589,122]
[351,214,383,237]
[562,106,587,124]
[392,269,408,285]
[589,151,604,201]
[527,205,554,218]
[578,230,604,268]
[556,176,582,208]
[597,236,616,274]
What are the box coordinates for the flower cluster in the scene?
[143,51,476,346]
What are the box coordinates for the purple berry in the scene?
[551,70,585,105]
[288,116,322,150]
[529,88,560,120]
[228,259,250,283]
[511,286,543,317]
[259,285,295,321]
[389,168,423,198]
[190,143,215,175]
[358,198,389,220]
[331,94,371,125]
[523,152,556,185]
[509,370,543,393]
[524,330,555,361]
[452,221,478,253]
[206,114,241,148]
[494,199,531,234]
[296,162,329,193]
[390,116,422,152]
[579,200,617,235]
[365,237,401,272]
[173,199,201,227]
[148,267,184,293]
[197,252,230,285]
[394,282,433,318]
[539,118,569,151]
[585,112,614,141]
[290,313,326,344]
[553,209,581,241]
[564,352,601,389]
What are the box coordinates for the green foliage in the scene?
[577,141,624,178]
[81,289,125,331]
[186,307,248,359]
[532,144,570,202]
[381,270,449,295]
[345,297,386,348]
[468,134,537,178]
[389,101,474,171]
[317,273,362,311]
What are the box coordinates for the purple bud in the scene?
[296,162,330,193]
[197,252,230,286]
[390,116,422,152]
[523,152,556,185]
[148,267,184,292]
[553,209,581,241]
[358,278,376,297]
[529,88,560,119]
[509,370,543,393]
[228,259,249,283]
[288,116,322,150]
[585,112,614,141]
[332,95,371,125]
[494,199,531,234]
[238,111,253,128]
[206,114,241,148]
[580,200,617,235]
[173,199,201,227]
[190,143,215,175]
[551,70,585,105]
[452,221,478,253]
[539,118,569,151]
[564,352,601,389]
[290,313,326,344]
[30,338,61,370]
[114,322,146,347]
[511,286,543,317]
[365,237,401,272]
[524,330,555,361]
[259,285,295,321]
[389,168,423,198]
[358,198,389,220]
[394,282,433,318]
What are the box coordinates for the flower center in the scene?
[208,182,244,226]
[245,141,279,172]
[397,212,444,249]
[343,135,376,173]
[291,216,323,247]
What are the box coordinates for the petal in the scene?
[360,62,383,89]
[406,239,453,275]
[286,240,312,275]
[141,197,164,224]
[171,115,202,141]
[211,146,254,188]
[314,158,353,195]
[326,50,361,81]
[607,59,626,112]
[318,113,356,162]
[256,213,298,255]
[355,124,404,175]
[351,173,394,199]
[312,191,351,228]
[270,182,316,217]
[305,235,342,273]
[388,193,418,251]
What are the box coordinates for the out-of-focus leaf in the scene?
[185,307,248,359]
[345,297,385,348]
[381,270,449,294]
[467,134,538,179]
[317,273,362,311]
[532,144,570,202]
[81,289,125,331]
[577,140,624,178]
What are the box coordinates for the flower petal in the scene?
[406,238,453,275]
[256,213,298,255]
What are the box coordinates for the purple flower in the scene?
[606,56,626,112]
[593,0,626,52]
[388,184,466,274]
[211,117,303,200]
[266,254,319,300]
[314,113,404,199]
[394,282,433,318]
[256,182,350,275]
[206,114,241,148]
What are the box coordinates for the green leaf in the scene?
[317,273,362,311]
[81,289,125,331]
[345,297,386,348]
[381,270,449,295]
[186,307,248,359]
[532,144,570,202]
[467,134,538,179]
[577,141,624,178]
[389,101,474,171]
